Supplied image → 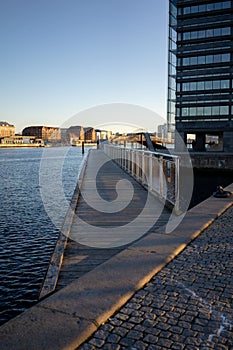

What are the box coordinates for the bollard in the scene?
[82,141,85,154]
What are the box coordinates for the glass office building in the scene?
[168,0,233,152]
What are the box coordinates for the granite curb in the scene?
[0,184,232,350]
[39,151,90,299]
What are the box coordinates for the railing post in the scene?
[149,153,153,191]
[175,157,180,212]
[142,151,145,185]
[159,155,164,198]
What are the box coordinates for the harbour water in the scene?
[0,146,87,326]
[1,146,232,326]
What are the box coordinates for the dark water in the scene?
[0,147,87,325]
[190,168,233,208]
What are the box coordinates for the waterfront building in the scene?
[84,127,97,142]
[0,135,44,147]
[168,0,233,152]
[22,126,61,142]
[0,121,15,137]
[95,129,113,140]
[66,125,84,144]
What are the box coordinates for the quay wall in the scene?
[190,153,233,170]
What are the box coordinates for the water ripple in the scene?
[0,146,85,325]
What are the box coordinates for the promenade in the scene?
[0,148,232,350]
[56,149,170,290]
[79,203,233,350]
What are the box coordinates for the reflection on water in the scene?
[0,147,85,325]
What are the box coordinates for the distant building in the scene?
[0,135,44,147]
[157,123,175,143]
[66,126,84,143]
[84,127,97,142]
[95,129,112,140]
[22,126,61,142]
[0,121,15,137]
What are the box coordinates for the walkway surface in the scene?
[56,149,170,290]
[0,149,232,350]
[79,204,233,350]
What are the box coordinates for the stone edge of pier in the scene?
[0,183,232,350]
[39,151,90,299]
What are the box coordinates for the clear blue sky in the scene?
[0,0,168,133]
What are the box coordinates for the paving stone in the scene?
[112,326,128,337]
[127,330,143,340]
[106,333,121,343]
[79,205,233,350]
[89,338,105,348]
[119,337,136,347]
[102,343,120,350]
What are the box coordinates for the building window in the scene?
[183,53,230,66]
[181,79,229,92]
[182,1,231,15]
[182,27,231,41]
[180,106,229,117]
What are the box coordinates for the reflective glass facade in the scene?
[168,0,233,152]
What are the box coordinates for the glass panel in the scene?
[214,3,222,10]
[183,82,189,91]
[205,81,212,90]
[206,29,213,37]
[223,1,231,9]
[207,3,214,11]
[190,107,196,116]
[222,27,231,35]
[206,55,213,64]
[213,80,220,89]
[204,107,211,115]
[190,82,196,90]
[214,28,221,36]
[184,7,190,14]
[212,106,219,115]
[198,56,205,64]
[199,4,206,12]
[198,30,205,39]
[190,57,197,65]
[191,6,198,13]
[191,31,197,39]
[221,80,229,88]
[220,106,229,114]
[182,108,188,116]
[214,54,221,63]
[221,53,230,62]
[184,32,190,40]
[197,107,204,116]
[197,81,204,90]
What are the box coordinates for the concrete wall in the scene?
[190,153,233,170]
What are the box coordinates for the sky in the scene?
[0,0,169,133]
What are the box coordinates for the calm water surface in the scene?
[0,146,88,325]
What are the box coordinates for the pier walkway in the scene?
[0,148,232,350]
[56,149,171,290]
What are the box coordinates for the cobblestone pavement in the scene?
[78,205,233,350]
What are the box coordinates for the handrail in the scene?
[104,143,180,212]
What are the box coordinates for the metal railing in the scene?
[104,143,180,212]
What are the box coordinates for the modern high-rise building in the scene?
[168,0,233,152]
